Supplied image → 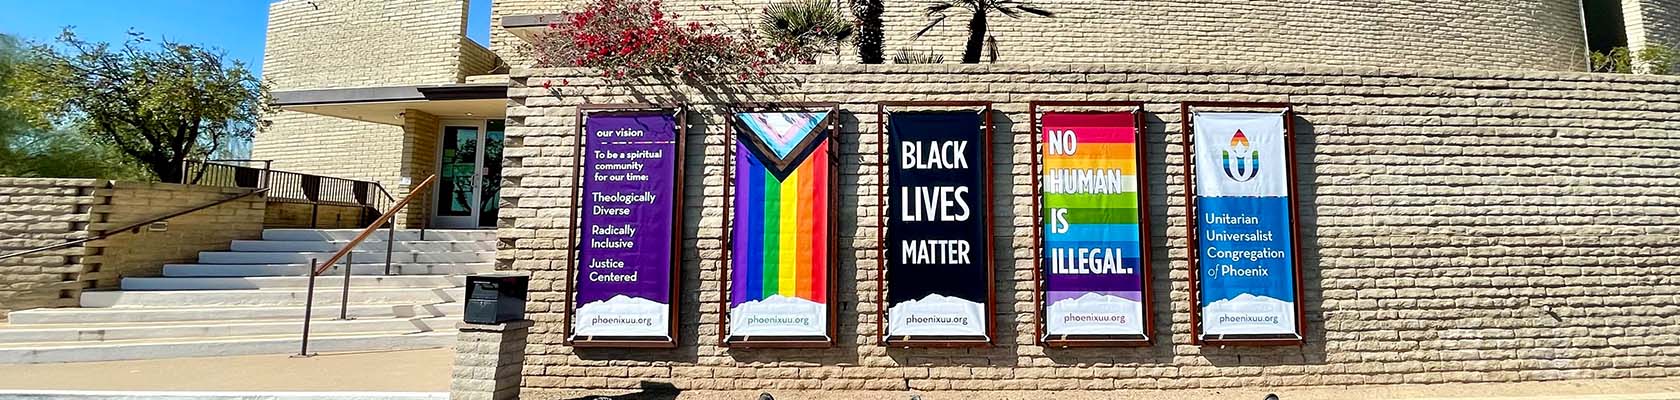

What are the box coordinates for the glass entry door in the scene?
[434,120,504,229]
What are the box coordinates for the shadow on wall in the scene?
[558,79,1332,369]
[565,381,681,400]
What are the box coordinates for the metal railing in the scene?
[182,160,396,227]
[295,175,438,357]
[0,189,271,262]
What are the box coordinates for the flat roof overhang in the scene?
[273,83,508,126]
[502,13,567,43]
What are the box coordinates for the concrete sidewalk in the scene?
[524,378,1680,400]
[0,348,449,392]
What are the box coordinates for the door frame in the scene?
[432,119,491,229]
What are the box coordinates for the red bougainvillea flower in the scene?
[525,0,784,84]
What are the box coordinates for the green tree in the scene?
[1591,43,1677,74]
[10,29,270,182]
[0,33,146,179]
[915,0,1053,63]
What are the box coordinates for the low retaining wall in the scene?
[0,179,102,321]
[0,179,267,319]
[498,64,1680,395]
[264,202,368,229]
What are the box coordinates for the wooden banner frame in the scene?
[719,103,842,348]
[875,101,997,348]
[1179,101,1307,346]
[565,103,687,349]
[1028,101,1156,348]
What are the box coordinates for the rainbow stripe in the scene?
[1041,111,1146,305]
[731,140,830,305]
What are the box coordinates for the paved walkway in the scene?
[525,378,1680,400]
[0,351,1674,400]
[0,348,450,392]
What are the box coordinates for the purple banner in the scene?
[572,112,680,339]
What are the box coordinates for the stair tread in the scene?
[9,301,459,314]
[0,329,455,349]
[164,262,493,266]
[0,315,453,331]
[87,287,461,294]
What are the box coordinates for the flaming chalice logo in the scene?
[1221,130,1260,182]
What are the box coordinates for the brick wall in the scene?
[264,202,368,229]
[83,183,266,288]
[1635,0,1680,51]
[256,0,478,216]
[491,0,1588,71]
[400,109,445,228]
[500,64,1680,395]
[0,180,267,319]
[0,178,100,321]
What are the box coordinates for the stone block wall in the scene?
[257,0,479,222]
[0,178,100,321]
[0,179,268,319]
[499,64,1680,395]
[1634,0,1680,51]
[491,0,1589,71]
[263,202,369,229]
[83,182,266,288]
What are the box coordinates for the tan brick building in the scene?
[260,0,1680,231]
[255,1,1680,397]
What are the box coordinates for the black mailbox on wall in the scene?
[465,274,527,325]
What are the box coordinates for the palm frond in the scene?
[1015,5,1055,17]
[914,14,949,38]
[925,2,959,15]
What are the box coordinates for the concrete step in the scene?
[0,391,448,400]
[79,288,463,308]
[262,228,494,242]
[0,316,452,344]
[0,330,456,363]
[229,239,494,253]
[122,275,466,291]
[6,303,462,325]
[196,251,494,265]
[162,263,495,277]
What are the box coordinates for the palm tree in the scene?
[760,0,855,63]
[915,0,1053,63]
[853,0,885,63]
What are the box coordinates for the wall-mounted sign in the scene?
[1185,106,1304,344]
[724,108,839,346]
[881,106,994,345]
[1036,108,1153,344]
[569,108,685,347]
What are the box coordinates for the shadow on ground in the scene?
[566,381,682,400]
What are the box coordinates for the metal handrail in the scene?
[0,189,271,262]
[183,160,395,227]
[295,175,437,357]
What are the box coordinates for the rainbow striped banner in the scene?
[1041,111,1148,338]
[728,111,833,340]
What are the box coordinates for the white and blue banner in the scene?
[1192,111,1300,338]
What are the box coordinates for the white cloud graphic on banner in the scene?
[1045,292,1144,336]
[729,295,827,337]
[888,294,987,338]
[1201,293,1296,336]
[573,295,669,338]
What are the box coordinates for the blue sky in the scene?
[0,0,493,77]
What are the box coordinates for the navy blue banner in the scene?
[885,111,990,339]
